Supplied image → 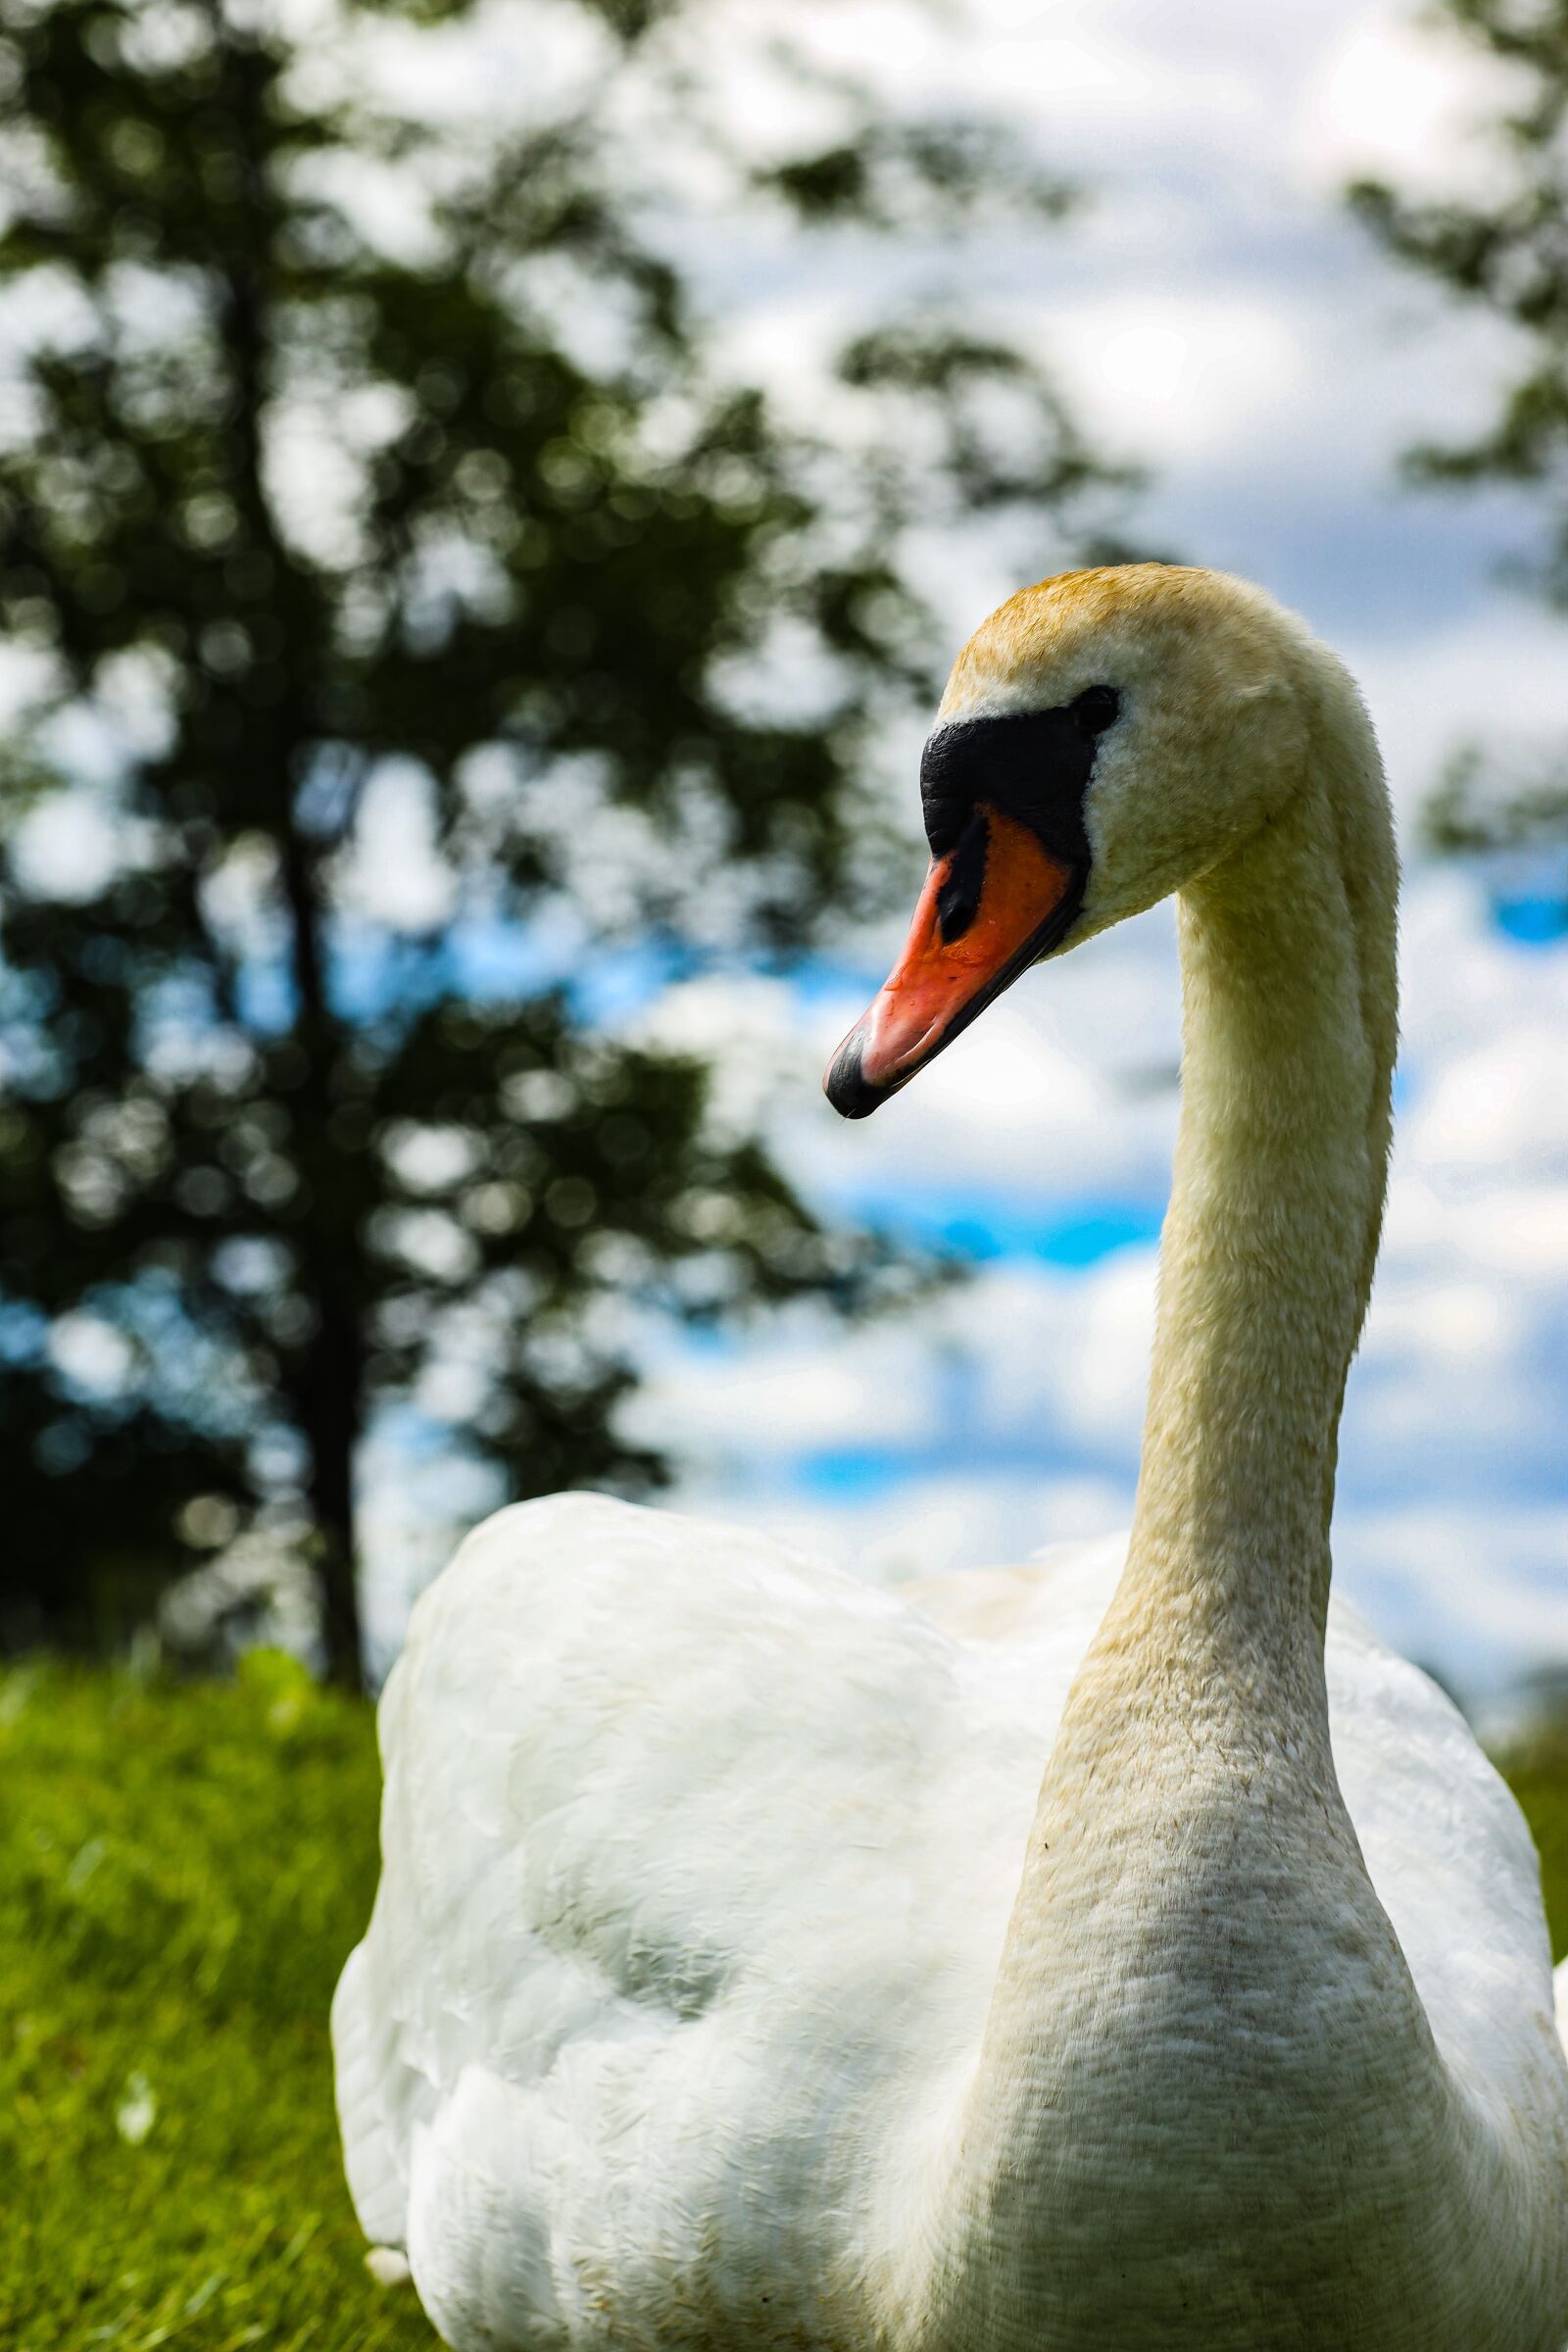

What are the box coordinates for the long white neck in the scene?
[1110,719,1396,1713]
[881,672,1537,2349]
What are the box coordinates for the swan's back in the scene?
[335,1494,1065,2350]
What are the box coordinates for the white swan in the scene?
[333,565,1568,2351]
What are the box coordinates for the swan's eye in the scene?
[1071,685,1120,735]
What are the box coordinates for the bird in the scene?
[332,564,1568,2351]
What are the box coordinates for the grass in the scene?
[3,1655,1568,2352]
[1497,1718,1568,1967]
[1,1653,438,2352]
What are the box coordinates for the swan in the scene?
[333,564,1568,2351]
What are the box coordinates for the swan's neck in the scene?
[1003,737,1400,1993]
[1113,759,1396,1702]
[879,712,1533,2347]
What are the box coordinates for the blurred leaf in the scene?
[1348,6,1568,875]
[1348,7,1568,607]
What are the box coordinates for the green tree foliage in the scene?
[0,0,1136,1681]
[1348,0,1568,874]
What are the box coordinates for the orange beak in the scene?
[823,807,1085,1118]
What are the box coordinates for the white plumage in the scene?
[335,568,1568,2349]
[335,1499,1557,2349]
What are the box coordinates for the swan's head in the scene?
[825,563,1317,1117]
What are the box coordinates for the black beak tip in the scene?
[824,1030,886,1120]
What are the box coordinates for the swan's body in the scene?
[337,1505,1563,2349]
[335,567,1568,2349]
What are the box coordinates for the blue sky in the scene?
[8,0,1567,1709]
[502,0,1568,1715]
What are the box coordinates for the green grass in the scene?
[1,1653,438,2352]
[1497,1718,1568,1967]
[4,1656,1568,2351]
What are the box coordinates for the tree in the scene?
[0,0,1136,1681]
[1348,0,1568,881]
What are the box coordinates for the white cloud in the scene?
[622,1321,930,1464]
[1348,612,1568,831]
[1053,294,1303,467]
[1293,17,1528,201]
[1408,1030,1568,1178]
[1336,1504,1568,1695]
[338,759,457,931]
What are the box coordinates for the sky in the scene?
[8,0,1565,1712]
[359,0,1568,1718]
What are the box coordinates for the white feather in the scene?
[334,1495,1558,2350]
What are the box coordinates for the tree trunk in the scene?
[214,61,369,1688]
[297,1300,366,1688]
[275,813,367,1687]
